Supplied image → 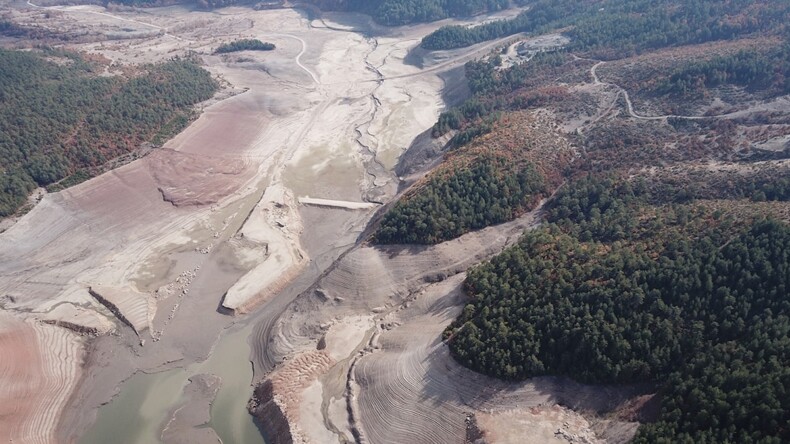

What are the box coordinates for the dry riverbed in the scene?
[0,3,631,443]
[0,3,488,443]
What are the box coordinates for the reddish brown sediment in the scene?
[0,313,83,444]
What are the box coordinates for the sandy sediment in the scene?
[249,350,335,444]
[0,314,42,443]
[298,197,379,210]
[160,374,223,444]
[222,184,307,313]
[0,313,83,444]
[476,405,605,444]
[149,149,251,207]
[40,302,115,336]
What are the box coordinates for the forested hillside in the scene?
[656,42,790,97]
[446,176,790,442]
[374,111,572,244]
[365,0,790,440]
[0,49,217,217]
[376,19,790,245]
[422,0,790,52]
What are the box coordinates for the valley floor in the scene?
[0,4,620,444]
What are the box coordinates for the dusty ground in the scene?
[248,203,645,444]
[0,2,527,443]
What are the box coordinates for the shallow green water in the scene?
[79,324,265,444]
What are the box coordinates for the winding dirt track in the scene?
[261,32,321,84]
[589,60,723,121]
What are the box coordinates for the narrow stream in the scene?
[79,323,265,444]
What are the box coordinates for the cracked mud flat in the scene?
[0,2,627,443]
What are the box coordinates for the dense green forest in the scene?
[445,176,790,442]
[214,39,275,54]
[374,156,546,244]
[0,49,217,216]
[422,0,790,53]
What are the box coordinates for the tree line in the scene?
[307,0,513,26]
[422,0,790,56]
[0,49,218,216]
[215,39,275,54]
[657,42,790,97]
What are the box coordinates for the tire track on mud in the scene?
[260,33,321,85]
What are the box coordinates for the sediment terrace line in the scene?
[0,314,83,444]
[298,197,379,210]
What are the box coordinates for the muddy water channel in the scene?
[80,323,264,444]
